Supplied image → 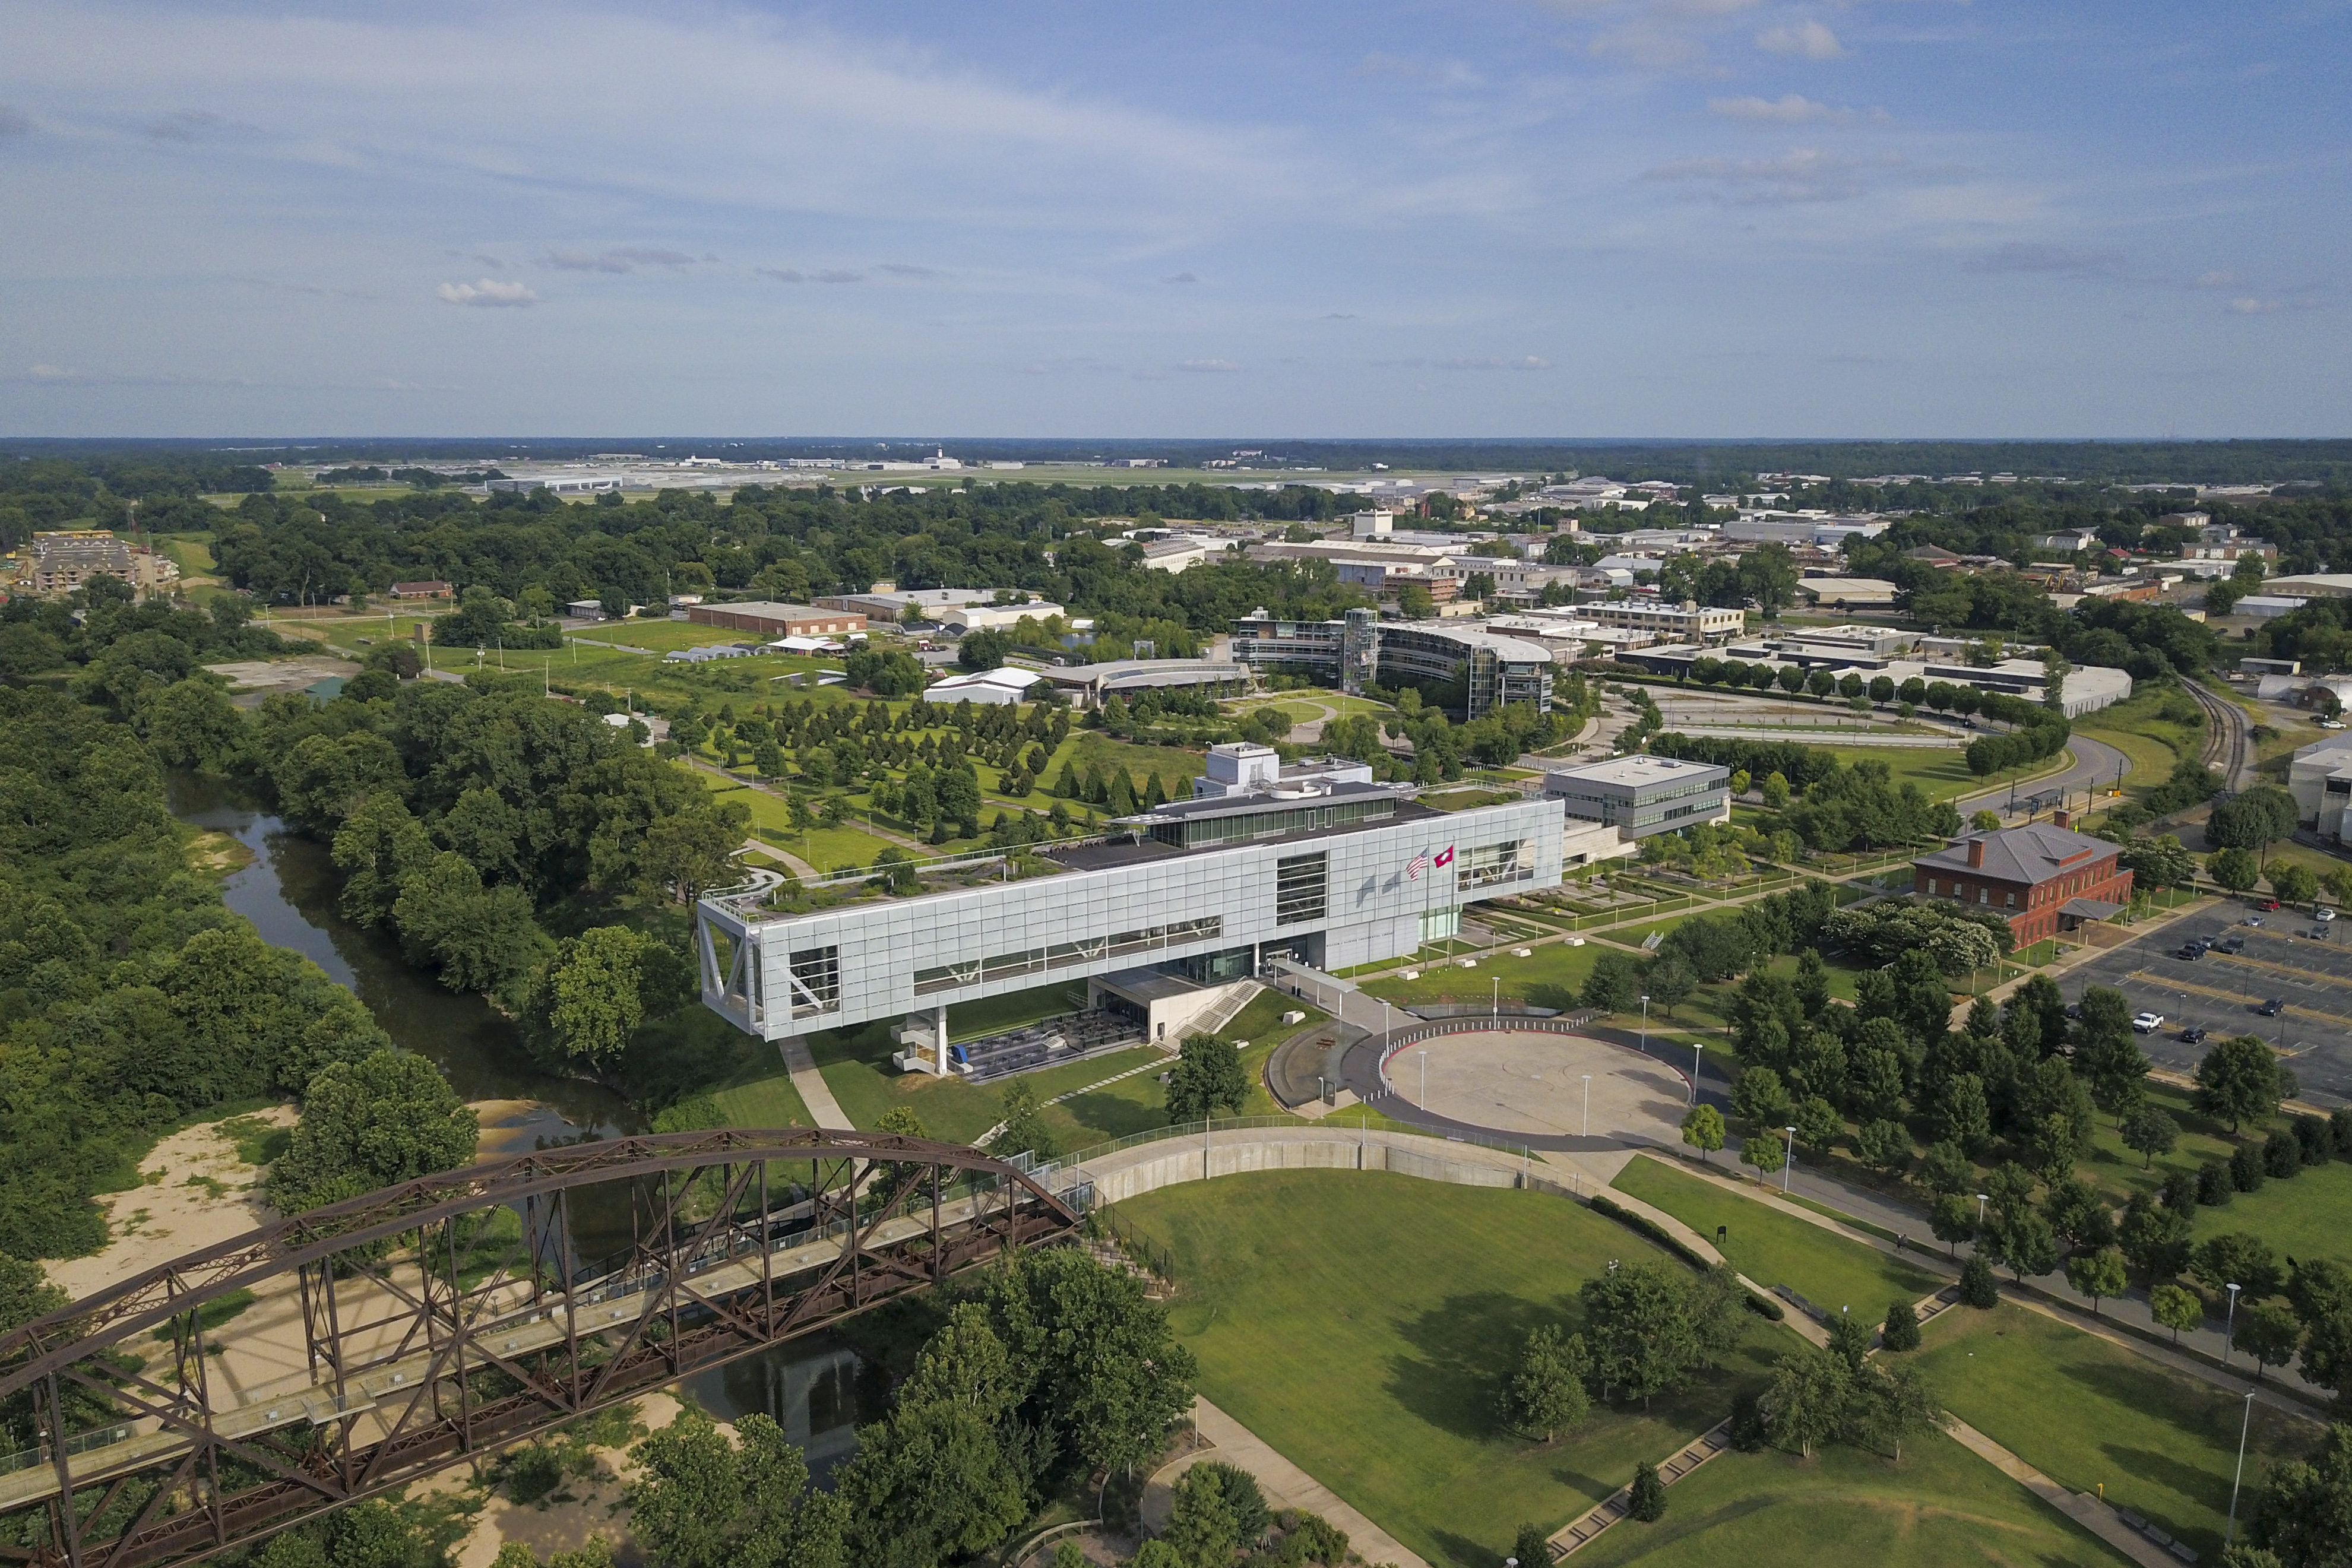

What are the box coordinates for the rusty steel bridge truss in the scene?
[0,1127,1086,1568]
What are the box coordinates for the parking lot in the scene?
[2060,910,2352,1106]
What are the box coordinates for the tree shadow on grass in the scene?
[1385,1290,1567,1440]
[1052,1090,1170,1141]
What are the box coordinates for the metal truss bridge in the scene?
[0,1128,1085,1568]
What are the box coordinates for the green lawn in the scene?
[1611,1156,1942,1320]
[689,769,900,869]
[1571,1425,2133,1568]
[2185,1154,2352,1273]
[708,1072,813,1130]
[1360,940,1602,1011]
[1817,747,1981,803]
[1913,1302,2318,1560]
[1117,1171,1800,1567]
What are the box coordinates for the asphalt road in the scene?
[2058,909,2352,1106]
[1954,733,2134,819]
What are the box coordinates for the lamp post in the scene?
[2227,1388,2257,1544]
[1582,1074,1591,1138]
[1639,994,1651,1057]
[2224,1282,2242,1367]
[1691,1040,1702,1106]
[1418,1050,1427,1110]
[1976,1192,1989,1229]
[1493,975,1500,1025]
[1784,1125,1797,1194]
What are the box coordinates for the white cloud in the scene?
[2228,297,2281,314]
[436,278,538,307]
[1642,147,1883,202]
[1176,358,1241,372]
[1709,93,1879,125]
[1755,20,1848,58]
[545,246,701,272]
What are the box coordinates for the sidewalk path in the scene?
[1172,1397,1430,1568]
[1645,1148,2332,1415]
[744,836,821,880]
[778,1039,854,1130]
[1943,1417,2179,1568]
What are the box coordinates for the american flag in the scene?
[1407,848,1430,880]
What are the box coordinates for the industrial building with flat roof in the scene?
[688,601,869,637]
[1578,599,1746,645]
[1543,755,1731,838]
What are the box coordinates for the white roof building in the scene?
[925,666,1046,706]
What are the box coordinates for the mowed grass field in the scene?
[1913,1303,2318,1560]
[1611,1156,1943,1320]
[1116,1171,1801,1566]
[1571,1425,2133,1568]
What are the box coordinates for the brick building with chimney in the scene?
[1910,819,2133,948]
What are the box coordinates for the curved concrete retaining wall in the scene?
[1072,1129,1535,1207]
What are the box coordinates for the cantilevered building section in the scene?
[697,783,1564,1051]
[1230,606,1551,719]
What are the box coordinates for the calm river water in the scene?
[165,773,885,1472]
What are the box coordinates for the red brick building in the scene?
[1910,819,2133,947]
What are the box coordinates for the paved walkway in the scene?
[1944,1417,2179,1568]
[778,1039,853,1130]
[744,835,821,880]
[1141,1398,1430,1568]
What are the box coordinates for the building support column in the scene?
[935,1003,948,1075]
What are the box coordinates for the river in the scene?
[166,774,887,1474]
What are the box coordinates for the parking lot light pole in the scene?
[1582,1075,1591,1138]
[1639,994,1651,1056]
[2227,1388,2257,1544]
[1418,1050,1427,1110]
[1784,1126,1797,1194]
[1976,1193,1989,1230]
[2224,1282,2242,1367]
[1692,1041,1702,1106]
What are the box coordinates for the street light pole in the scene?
[1691,1040,1702,1107]
[2227,1388,2256,1544]
[1784,1125,1797,1194]
[1639,994,1650,1057]
[1582,1075,1591,1138]
[2224,1282,2242,1367]
[1419,1050,1427,1109]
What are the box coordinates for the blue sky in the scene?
[0,0,2345,438]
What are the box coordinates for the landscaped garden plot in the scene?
[1611,1155,1942,1320]
[1116,1170,1800,1566]
[1913,1301,2317,1560]
[1571,1424,2134,1568]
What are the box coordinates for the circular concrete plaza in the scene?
[1391,1030,1692,1143]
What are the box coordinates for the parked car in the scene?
[2261,899,2283,911]
[2132,1012,2165,1033]
[2321,908,2338,923]
[2246,916,2266,927]
[2175,946,2204,960]
[2258,998,2286,1016]
[2180,1026,2209,1044]
[2064,1002,2084,1020]
[2217,937,2246,954]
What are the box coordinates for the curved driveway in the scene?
[1954,732,2134,818]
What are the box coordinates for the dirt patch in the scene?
[439,1392,685,1568]
[45,1104,298,1303]
[185,828,255,876]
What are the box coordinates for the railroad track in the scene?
[2186,679,2253,791]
